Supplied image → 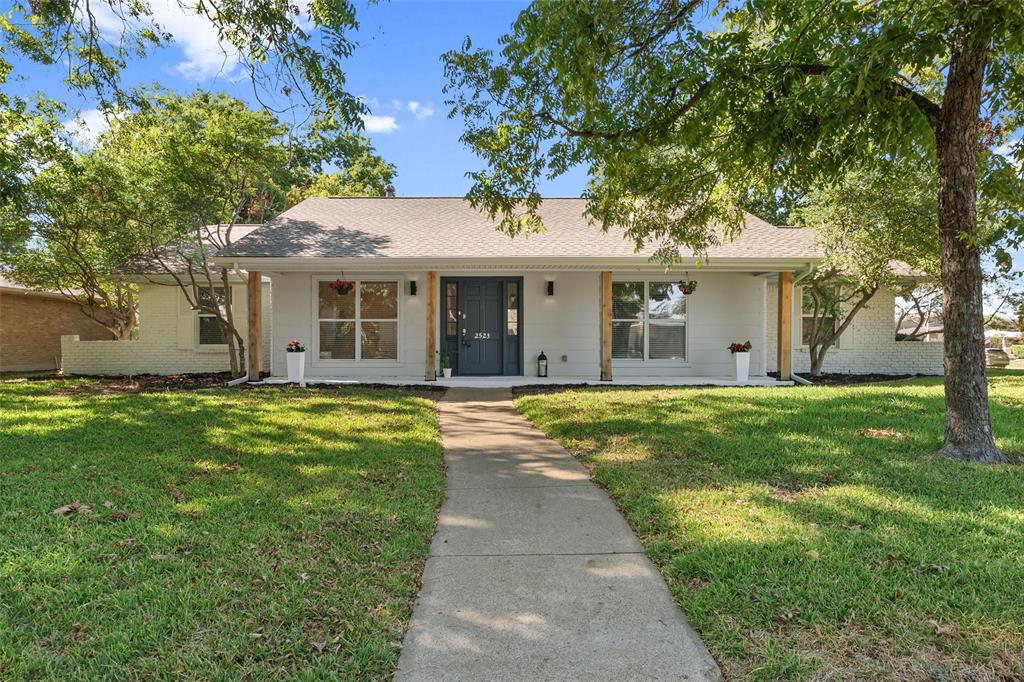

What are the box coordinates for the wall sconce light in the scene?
[409,281,418,296]
[546,280,555,296]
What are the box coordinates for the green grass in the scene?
[516,372,1024,681]
[0,380,444,680]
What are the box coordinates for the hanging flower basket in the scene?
[677,280,698,295]
[328,278,356,296]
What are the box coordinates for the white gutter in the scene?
[791,373,813,386]
[793,263,816,283]
[225,374,250,387]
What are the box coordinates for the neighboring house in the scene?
[61,198,943,381]
[61,225,272,376]
[1,276,113,372]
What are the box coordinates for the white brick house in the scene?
[61,197,942,380]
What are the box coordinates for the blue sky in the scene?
[15,0,587,197]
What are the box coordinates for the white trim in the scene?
[213,256,820,273]
[310,275,404,368]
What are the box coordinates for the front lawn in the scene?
[517,372,1024,681]
[0,380,444,680]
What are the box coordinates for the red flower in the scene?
[328,279,355,295]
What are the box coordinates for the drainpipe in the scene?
[225,373,250,387]
[793,263,815,284]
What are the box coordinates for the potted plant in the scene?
[286,340,306,384]
[677,279,698,295]
[439,351,452,379]
[327,279,355,295]
[728,340,752,382]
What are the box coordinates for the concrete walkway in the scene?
[394,388,722,681]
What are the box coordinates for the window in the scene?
[612,281,686,361]
[197,286,227,345]
[801,288,839,347]
[506,282,519,336]
[446,282,458,338]
[317,280,399,361]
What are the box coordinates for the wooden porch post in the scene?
[600,271,612,381]
[247,271,262,379]
[425,272,437,381]
[777,271,793,381]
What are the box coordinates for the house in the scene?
[1,276,114,372]
[60,225,272,376]
[61,197,944,381]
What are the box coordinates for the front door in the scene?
[459,279,503,375]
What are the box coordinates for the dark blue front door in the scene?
[459,279,503,375]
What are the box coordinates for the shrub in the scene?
[1011,344,1024,359]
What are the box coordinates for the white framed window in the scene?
[612,280,687,361]
[801,287,839,348]
[315,278,400,362]
[196,286,227,346]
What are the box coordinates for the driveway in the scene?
[394,387,721,681]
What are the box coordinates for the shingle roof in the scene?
[130,224,265,275]
[216,197,820,261]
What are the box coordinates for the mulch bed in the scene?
[4,372,234,394]
[792,372,922,385]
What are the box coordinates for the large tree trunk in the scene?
[934,22,1004,463]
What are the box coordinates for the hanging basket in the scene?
[677,279,698,295]
[328,278,356,296]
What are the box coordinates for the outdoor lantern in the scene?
[546,280,555,296]
[537,350,548,377]
[409,280,418,296]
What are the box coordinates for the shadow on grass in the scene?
[517,375,1024,681]
[0,382,444,680]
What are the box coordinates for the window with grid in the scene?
[317,280,399,361]
[197,286,227,345]
[611,281,686,361]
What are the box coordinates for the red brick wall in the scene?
[0,292,114,371]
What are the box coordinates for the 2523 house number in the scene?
[473,332,492,339]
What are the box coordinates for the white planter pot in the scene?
[442,368,452,378]
[286,351,306,384]
[734,352,751,383]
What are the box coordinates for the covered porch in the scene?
[242,266,801,384]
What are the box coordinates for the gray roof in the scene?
[131,224,264,276]
[216,197,819,262]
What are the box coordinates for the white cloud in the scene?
[407,101,435,120]
[361,114,399,134]
[65,108,110,148]
[89,0,241,81]
[391,98,403,111]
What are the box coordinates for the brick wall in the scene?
[1,292,113,372]
[765,284,944,376]
[62,282,271,376]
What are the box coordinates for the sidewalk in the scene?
[394,387,721,681]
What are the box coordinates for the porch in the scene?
[243,268,800,383]
[253,375,793,388]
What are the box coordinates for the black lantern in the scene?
[409,280,418,296]
[537,350,548,377]
[546,280,555,296]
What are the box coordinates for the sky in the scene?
[8,0,1023,275]
[18,0,588,197]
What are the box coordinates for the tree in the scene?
[0,0,364,130]
[444,0,1024,462]
[286,138,396,206]
[97,91,294,377]
[792,165,940,376]
[1,148,142,340]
